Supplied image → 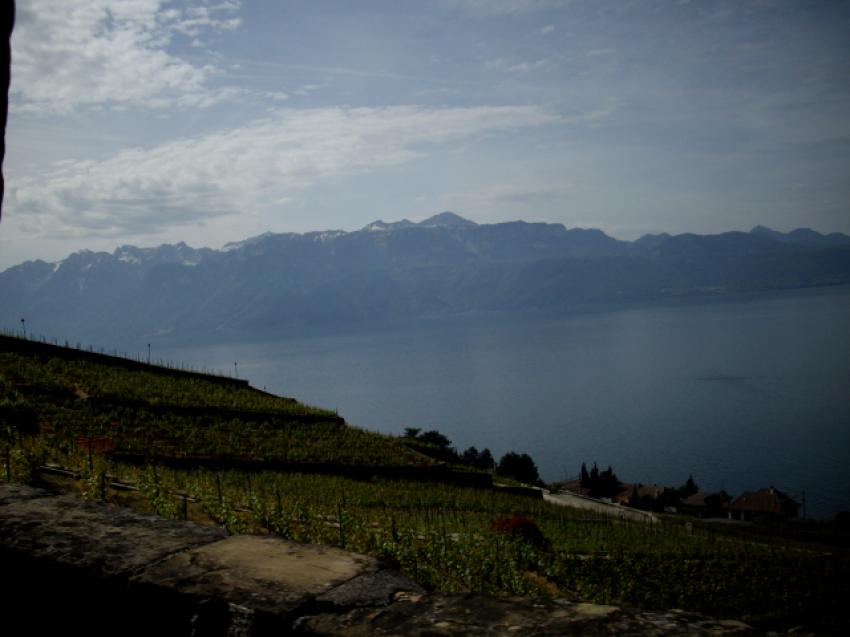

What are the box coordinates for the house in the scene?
[726,487,799,521]
[613,483,640,506]
[614,483,669,509]
[678,491,731,518]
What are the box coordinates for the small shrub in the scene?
[491,514,549,549]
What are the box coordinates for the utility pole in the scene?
[147,343,151,364]
[234,361,238,378]
[20,318,25,337]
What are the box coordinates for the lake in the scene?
[162,287,850,519]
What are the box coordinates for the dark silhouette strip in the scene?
[0,1,13,219]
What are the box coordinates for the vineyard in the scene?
[0,349,425,467]
[2,342,848,632]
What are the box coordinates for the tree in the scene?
[401,428,458,463]
[418,429,451,449]
[497,451,541,485]
[477,448,494,471]
[582,461,621,498]
[461,446,480,467]
[590,462,599,484]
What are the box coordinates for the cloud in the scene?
[573,98,621,125]
[485,57,549,74]
[541,24,555,34]
[11,0,241,113]
[507,59,549,73]
[9,106,559,238]
[444,0,571,16]
[584,47,616,57]
[291,84,323,97]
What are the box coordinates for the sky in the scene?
[1,0,849,270]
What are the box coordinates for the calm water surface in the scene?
[164,288,850,518]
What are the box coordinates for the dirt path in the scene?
[543,490,659,524]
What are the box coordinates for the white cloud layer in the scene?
[11,0,241,113]
[9,106,558,238]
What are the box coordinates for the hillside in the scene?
[2,214,849,344]
[0,335,425,468]
[1,338,849,633]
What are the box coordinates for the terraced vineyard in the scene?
[2,338,848,633]
[0,346,426,467]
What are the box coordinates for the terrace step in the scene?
[83,395,345,425]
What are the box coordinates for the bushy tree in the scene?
[477,448,494,471]
[400,428,458,463]
[403,427,421,439]
[418,429,452,449]
[497,451,541,485]
[461,446,480,466]
[461,446,495,471]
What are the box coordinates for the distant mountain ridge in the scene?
[2,213,849,345]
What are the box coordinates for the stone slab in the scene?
[134,535,379,617]
[300,594,756,636]
[0,482,226,577]
[315,569,425,609]
[0,481,54,506]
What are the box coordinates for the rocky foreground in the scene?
[0,482,807,636]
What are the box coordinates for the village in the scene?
[557,463,802,523]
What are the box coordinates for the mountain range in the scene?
[2,212,849,345]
